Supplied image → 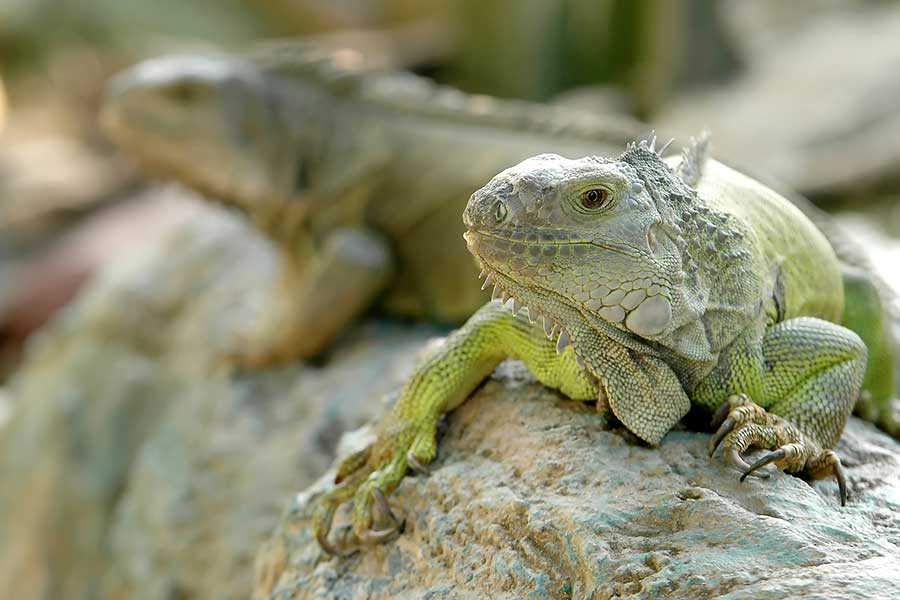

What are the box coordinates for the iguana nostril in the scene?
[495,201,508,223]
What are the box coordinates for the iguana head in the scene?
[464,142,699,349]
[101,55,291,214]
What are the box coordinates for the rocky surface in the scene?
[255,363,900,600]
[0,197,439,600]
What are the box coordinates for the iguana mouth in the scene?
[480,266,582,361]
[465,230,584,362]
[464,228,639,259]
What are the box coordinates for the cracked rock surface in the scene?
[256,363,900,600]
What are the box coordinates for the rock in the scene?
[255,363,900,600]
[100,323,435,600]
[0,196,440,600]
[0,188,202,345]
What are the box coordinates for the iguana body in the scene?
[313,137,899,554]
[100,49,642,364]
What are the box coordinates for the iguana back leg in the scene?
[840,266,900,436]
[312,301,598,554]
[705,317,866,504]
[228,227,393,367]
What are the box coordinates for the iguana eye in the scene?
[168,83,198,103]
[494,200,508,222]
[580,188,609,210]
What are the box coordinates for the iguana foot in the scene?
[709,394,848,505]
[312,418,438,555]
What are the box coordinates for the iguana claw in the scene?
[360,490,405,545]
[359,527,400,544]
[372,488,402,531]
[711,395,848,505]
[741,446,847,505]
[313,487,404,553]
[406,451,431,476]
[315,515,358,557]
[727,446,769,479]
[739,448,786,481]
[709,416,735,456]
[311,412,439,554]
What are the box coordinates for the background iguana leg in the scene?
[230,227,393,367]
[840,267,900,435]
[313,301,598,553]
[706,317,866,503]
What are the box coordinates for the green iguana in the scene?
[312,136,900,554]
[100,48,643,366]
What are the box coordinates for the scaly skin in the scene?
[100,50,642,365]
[313,137,887,553]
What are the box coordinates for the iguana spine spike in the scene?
[556,330,570,354]
[658,138,675,156]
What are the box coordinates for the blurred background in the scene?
[1,0,900,382]
[1,1,900,597]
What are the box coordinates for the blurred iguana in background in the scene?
[100,47,644,366]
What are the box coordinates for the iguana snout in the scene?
[464,152,678,339]
[101,55,282,213]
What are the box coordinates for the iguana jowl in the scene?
[312,136,896,554]
[100,50,642,365]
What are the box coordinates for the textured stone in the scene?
[255,363,900,600]
[0,199,438,600]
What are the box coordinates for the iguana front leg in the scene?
[312,301,599,554]
[227,128,394,367]
[229,227,393,367]
[701,317,867,504]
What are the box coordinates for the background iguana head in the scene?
[101,55,291,214]
[463,143,700,344]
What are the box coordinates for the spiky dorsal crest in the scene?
[250,41,369,93]
[622,131,675,157]
[621,131,696,204]
[676,132,710,187]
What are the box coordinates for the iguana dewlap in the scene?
[311,137,898,554]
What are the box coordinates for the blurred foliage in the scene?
[0,0,272,74]
[448,0,740,116]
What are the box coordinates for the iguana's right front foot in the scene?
[313,411,439,554]
[311,302,598,554]
[225,227,393,369]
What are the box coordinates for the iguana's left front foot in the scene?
[709,394,848,505]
